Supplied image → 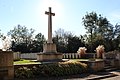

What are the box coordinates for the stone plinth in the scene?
[37,53,63,61]
[37,43,63,61]
[0,50,14,80]
[43,43,57,53]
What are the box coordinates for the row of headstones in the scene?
[63,53,97,59]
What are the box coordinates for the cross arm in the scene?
[45,11,55,16]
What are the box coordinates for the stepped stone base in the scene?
[37,53,63,61]
[37,43,63,61]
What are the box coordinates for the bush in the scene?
[15,61,87,78]
[15,67,33,78]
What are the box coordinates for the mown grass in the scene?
[14,59,39,65]
[69,59,103,62]
[14,59,103,65]
[14,59,87,65]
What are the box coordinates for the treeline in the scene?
[1,12,120,53]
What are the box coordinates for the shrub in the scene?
[77,47,87,58]
[15,61,87,78]
[15,67,33,78]
[96,45,105,58]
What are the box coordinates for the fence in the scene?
[14,52,96,60]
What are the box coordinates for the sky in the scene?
[0,0,120,39]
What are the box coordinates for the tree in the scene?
[53,28,69,52]
[112,23,120,51]
[82,12,113,52]
[82,12,98,52]
[8,25,35,53]
[67,35,85,53]
[30,33,46,52]
[0,30,10,50]
[53,28,85,53]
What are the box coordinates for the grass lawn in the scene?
[69,59,89,62]
[14,59,83,65]
[69,59,103,62]
[14,59,40,65]
[14,59,103,65]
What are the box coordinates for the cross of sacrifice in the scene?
[45,7,55,43]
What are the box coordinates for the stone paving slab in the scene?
[110,71,120,76]
[101,75,120,80]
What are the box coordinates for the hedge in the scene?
[15,61,87,78]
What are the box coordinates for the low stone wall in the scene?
[107,59,120,68]
[105,51,120,68]
[0,50,14,80]
[88,60,104,72]
[113,60,120,68]
[81,60,104,72]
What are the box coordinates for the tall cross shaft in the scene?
[45,7,55,43]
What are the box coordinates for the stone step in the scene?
[105,64,111,66]
[104,67,118,72]
[87,74,118,80]
[104,66,113,69]
[110,71,120,76]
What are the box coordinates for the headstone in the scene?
[37,7,62,61]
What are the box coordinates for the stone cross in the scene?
[45,7,55,43]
